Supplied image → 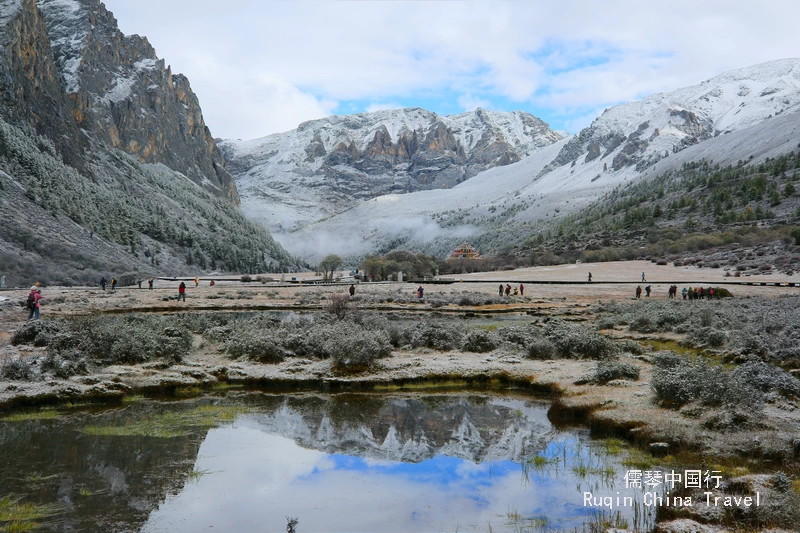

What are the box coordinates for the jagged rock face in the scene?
[36,0,238,202]
[0,0,85,168]
[221,107,563,232]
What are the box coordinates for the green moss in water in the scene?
[81,404,249,438]
[0,497,63,532]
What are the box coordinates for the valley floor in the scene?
[0,260,798,532]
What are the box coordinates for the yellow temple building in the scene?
[448,242,481,260]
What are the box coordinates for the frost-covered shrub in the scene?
[526,337,557,359]
[651,354,711,406]
[225,331,286,363]
[462,329,499,353]
[616,339,645,355]
[629,316,656,333]
[732,360,800,398]
[40,354,87,379]
[46,315,192,368]
[10,320,61,346]
[651,352,766,408]
[585,360,641,384]
[543,319,618,359]
[204,325,234,343]
[0,358,35,381]
[327,327,392,370]
[689,326,727,348]
[412,321,464,351]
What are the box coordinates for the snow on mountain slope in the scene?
[542,58,800,177]
[284,92,800,260]
[220,108,563,232]
[264,59,800,260]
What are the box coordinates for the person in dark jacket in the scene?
[178,282,186,302]
[498,284,504,296]
[349,284,355,296]
[100,277,107,292]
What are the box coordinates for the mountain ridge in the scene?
[241,58,800,261]
[220,107,564,233]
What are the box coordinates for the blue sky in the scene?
[102,0,800,139]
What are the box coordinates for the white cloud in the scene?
[365,102,402,113]
[457,93,491,111]
[103,0,800,137]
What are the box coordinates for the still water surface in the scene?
[0,393,657,532]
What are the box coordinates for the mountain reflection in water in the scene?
[1,393,655,532]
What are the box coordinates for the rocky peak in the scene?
[221,107,564,233]
[0,0,85,167]
[540,58,800,177]
[36,0,239,202]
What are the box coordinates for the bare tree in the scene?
[324,293,350,320]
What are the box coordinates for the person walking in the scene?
[645,285,651,297]
[417,285,424,299]
[505,284,511,297]
[110,278,117,292]
[498,284,504,296]
[194,277,199,288]
[519,283,524,296]
[178,281,186,302]
[148,278,154,290]
[349,284,355,296]
[100,277,107,292]
[682,287,687,300]
[588,272,593,282]
[635,286,642,299]
[641,272,646,282]
[137,279,142,289]
[26,287,42,320]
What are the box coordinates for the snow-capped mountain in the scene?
[220,108,564,232]
[244,395,554,464]
[542,57,800,176]
[255,59,800,260]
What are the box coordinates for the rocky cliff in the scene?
[37,0,238,202]
[221,107,563,233]
[0,0,295,286]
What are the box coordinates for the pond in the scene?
[0,393,661,532]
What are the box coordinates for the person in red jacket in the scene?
[178,281,186,302]
[26,287,42,320]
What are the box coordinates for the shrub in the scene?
[585,360,641,384]
[629,316,656,333]
[543,319,618,359]
[327,327,392,370]
[412,321,464,351]
[527,337,558,359]
[651,352,766,408]
[462,329,499,353]
[0,358,35,381]
[225,331,286,363]
[324,293,351,320]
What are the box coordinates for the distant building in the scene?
[449,242,481,260]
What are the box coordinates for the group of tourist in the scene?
[637,284,718,300]
[498,284,524,297]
